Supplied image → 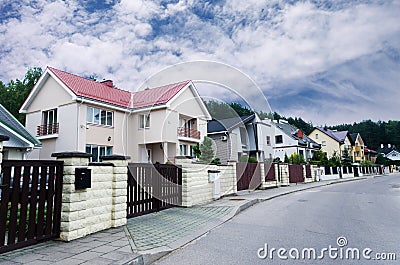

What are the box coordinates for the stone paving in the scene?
[0,227,136,265]
[125,206,233,252]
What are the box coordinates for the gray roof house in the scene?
[273,120,321,162]
[376,144,400,161]
[0,104,41,159]
[207,114,275,163]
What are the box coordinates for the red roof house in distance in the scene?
[20,67,211,162]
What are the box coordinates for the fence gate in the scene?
[236,162,261,191]
[288,164,304,183]
[264,163,276,181]
[305,165,312,178]
[127,163,182,218]
[0,160,63,254]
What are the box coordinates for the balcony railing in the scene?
[37,123,59,136]
[177,127,200,139]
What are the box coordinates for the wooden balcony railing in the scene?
[37,123,59,136]
[177,127,200,139]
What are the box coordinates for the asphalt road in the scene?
[155,174,400,264]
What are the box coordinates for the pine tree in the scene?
[341,148,353,166]
[199,137,214,162]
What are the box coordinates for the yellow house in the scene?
[308,127,352,159]
[349,133,365,163]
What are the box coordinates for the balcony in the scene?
[177,127,200,139]
[37,123,59,137]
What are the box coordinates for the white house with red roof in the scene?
[20,67,211,162]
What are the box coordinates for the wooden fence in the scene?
[0,160,63,254]
[127,163,182,218]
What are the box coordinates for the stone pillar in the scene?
[51,152,129,241]
[101,155,129,228]
[52,152,91,241]
[227,161,237,194]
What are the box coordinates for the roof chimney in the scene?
[381,144,384,148]
[388,144,391,148]
[100,80,114,88]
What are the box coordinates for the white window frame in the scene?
[139,114,150,129]
[85,144,113,162]
[43,108,57,125]
[87,106,113,127]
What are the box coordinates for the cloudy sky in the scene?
[0,0,399,125]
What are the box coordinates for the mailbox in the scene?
[208,170,221,200]
[75,168,91,189]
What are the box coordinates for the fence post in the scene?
[100,155,129,228]
[0,136,9,173]
[227,160,237,194]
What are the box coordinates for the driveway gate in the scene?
[0,160,63,254]
[236,162,261,191]
[127,163,182,218]
[288,164,304,183]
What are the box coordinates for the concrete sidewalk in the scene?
[0,176,374,265]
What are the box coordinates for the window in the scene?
[39,109,58,136]
[315,133,319,139]
[266,136,271,146]
[275,135,283,144]
[180,144,188,156]
[87,106,113,126]
[43,109,57,125]
[139,114,150,129]
[322,141,326,146]
[86,144,113,162]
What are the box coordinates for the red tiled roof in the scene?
[131,81,190,108]
[48,67,131,108]
[48,67,189,109]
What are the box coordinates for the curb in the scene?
[132,175,374,264]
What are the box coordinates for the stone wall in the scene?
[176,157,237,207]
[52,152,128,241]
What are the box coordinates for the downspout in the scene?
[76,98,84,151]
[225,131,229,161]
[252,123,259,160]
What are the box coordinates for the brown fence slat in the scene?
[265,163,276,181]
[0,166,12,246]
[236,162,261,191]
[288,164,304,183]
[0,160,63,254]
[127,163,182,218]
[18,166,31,243]
[8,165,22,245]
[27,166,39,240]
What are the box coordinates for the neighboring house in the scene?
[20,67,211,162]
[207,114,274,163]
[273,120,321,162]
[376,144,400,161]
[364,147,378,163]
[308,127,351,158]
[0,104,41,159]
[348,133,365,163]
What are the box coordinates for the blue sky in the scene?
[0,0,399,125]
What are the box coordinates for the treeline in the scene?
[204,100,400,151]
[330,120,400,150]
[0,67,42,124]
